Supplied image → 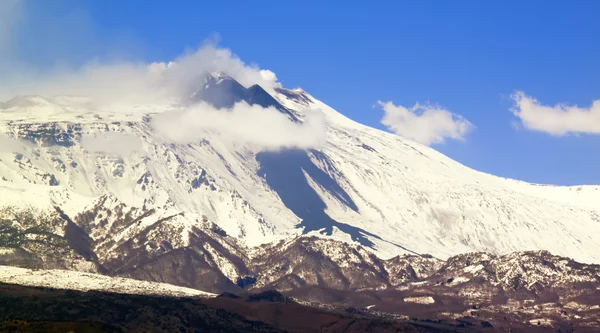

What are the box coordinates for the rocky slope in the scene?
[0,72,598,264]
[0,283,282,333]
[2,283,495,333]
[1,206,599,330]
[1,72,599,330]
[1,240,599,331]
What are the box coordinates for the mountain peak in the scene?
[2,95,53,109]
[189,73,298,121]
[211,71,228,78]
[210,71,235,82]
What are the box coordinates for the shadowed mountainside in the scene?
[0,283,487,333]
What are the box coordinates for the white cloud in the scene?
[145,44,282,100]
[80,132,142,156]
[152,101,326,151]
[0,3,325,151]
[0,43,282,106]
[0,3,282,106]
[511,91,600,136]
[377,101,473,145]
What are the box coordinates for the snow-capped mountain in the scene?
[0,71,598,268]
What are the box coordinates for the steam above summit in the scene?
[0,43,283,107]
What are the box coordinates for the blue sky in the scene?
[5,0,600,185]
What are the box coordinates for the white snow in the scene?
[203,242,240,281]
[448,276,470,285]
[464,264,485,274]
[529,318,553,326]
[0,85,599,267]
[403,296,435,304]
[0,265,215,297]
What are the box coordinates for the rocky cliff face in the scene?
[1,72,600,330]
[3,210,599,330]
[1,73,599,264]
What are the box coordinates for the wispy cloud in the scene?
[377,101,473,145]
[511,91,600,136]
[0,2,325,151]
[0,1,281,105]
[0,43,282,106]
[152,102,326,151]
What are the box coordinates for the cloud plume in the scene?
[377,101,473,145]
[511,91,600,136]
[0,2,326,151]
[0,2,281,105]
[0,44,282,106]
[152,102,326,151]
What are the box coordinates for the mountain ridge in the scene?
[0,73,599,266]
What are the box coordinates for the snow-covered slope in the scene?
[0,265,215,297]
[0,73,599,268]
[277,89,600,262]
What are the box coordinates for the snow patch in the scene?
[0,265,215,297]
[403,296,435,304]
[464,264,484,274]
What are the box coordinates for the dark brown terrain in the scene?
[0,283,494,333]
[2,207,600,332]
